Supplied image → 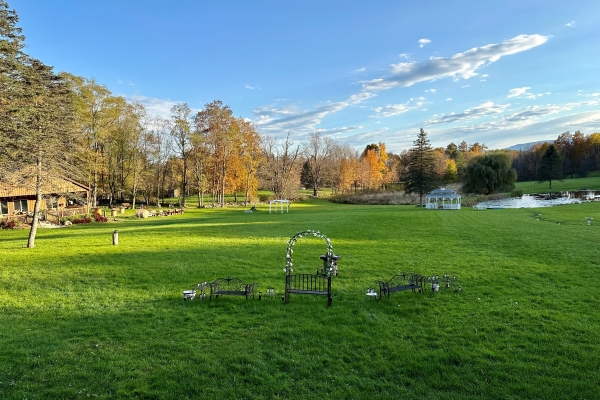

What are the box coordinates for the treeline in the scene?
[3,0,599,215]
[511,131,600,181]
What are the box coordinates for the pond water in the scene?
[475,194,582,209]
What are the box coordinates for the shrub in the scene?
[72,216,92,224]
[94,214,108,223]
[511,189,523,197]
[0,220,16,230]
[258,193,273,202]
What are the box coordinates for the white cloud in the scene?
[425,89,437,93]
[566,21,575,27]
[481,74,489,78]
[118,80,135,87]
[446,98,452,101]
[373,104,411,117]
[363,34,549,91]
[461,85,470,88]
[353,67,366,72]
[419,38,431,48]
[399,53,409,59]
[430,101,592,137]
[507,86,538,99]
[125,95,188,118]
[245,84,256,90]
[253,92,377,134]
[344,127,391,146]
[316,126,362,135]
[372,97,426,118]
[424,101,510,125]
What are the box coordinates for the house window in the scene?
[0,200,8,215]
[14,199,29,213]
[46,196,57,209]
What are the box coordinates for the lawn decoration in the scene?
[284,230,340,306]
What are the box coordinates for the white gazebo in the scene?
[269,199,290,214]
[426,188,461,210]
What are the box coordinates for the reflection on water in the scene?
[475,194,582,209]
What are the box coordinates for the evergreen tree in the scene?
[0,1,78,248]
[536,144,563,189]
[403,128,439,206]
[300,160,313,189]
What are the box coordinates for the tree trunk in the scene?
[245,171,250,207]
[181,162,188,207]
[221,163,226,208]
[27,159,43,248]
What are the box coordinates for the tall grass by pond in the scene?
[1,199,599,398]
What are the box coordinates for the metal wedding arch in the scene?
[283,230,340,306]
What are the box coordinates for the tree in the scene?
[463,152,516,194]
[238,119,262,205]
[536,144,563,189]
[258,132,301,199]
[300,160,313,189]
[445,142,458,159]
[443,159,458,183]
[170,103,193,207]
[555,131,574,178]
[0,2,79,248]
[403,128,439,206]
[469,142,488,154]
[302,131,333,197]
[62,73,126,207]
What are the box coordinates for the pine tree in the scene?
[403,128,439,206]
[537,144,563,189]
[0,1,78,248]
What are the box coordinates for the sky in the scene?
[13,0,600,153]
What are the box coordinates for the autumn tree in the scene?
[259,132,301,199]
[146,117,171,206]
[237,119,262,205]
[403,129,439,206]
[555,131,574,178]
[443,159,458,183]
[170,103,193,206]
[302,131,334,197]
[63,74,126,207]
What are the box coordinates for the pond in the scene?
[475,194,582,209]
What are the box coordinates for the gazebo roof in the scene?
[426,188,461,199]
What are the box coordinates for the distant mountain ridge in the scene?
[506,140,553,151]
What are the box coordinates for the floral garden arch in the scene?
[284,230,337,277]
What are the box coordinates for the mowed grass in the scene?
[1,199,599,399]
[515,171,600,193]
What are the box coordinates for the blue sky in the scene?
[14,0,600,152]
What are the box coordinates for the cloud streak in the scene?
[424,101,510,125]
[372,97,426,118]
[253,92,376,134]
[363,34,549,91]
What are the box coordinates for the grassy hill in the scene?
[1,200,599,398]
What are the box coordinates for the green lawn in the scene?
[515,171,600,193]
[1,199,599,398]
